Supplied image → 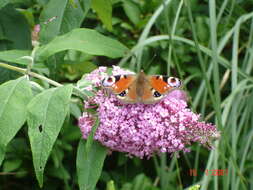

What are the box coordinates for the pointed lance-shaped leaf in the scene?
[27,85,73,187]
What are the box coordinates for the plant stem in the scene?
[160,153,168,190]
[0,62,87,99]
[175,157,183,190]
[0,62,63,85]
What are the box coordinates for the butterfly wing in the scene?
[102,75,138,103]
[102,72,182,104]
[150,75,181,93]
[139,75,182,104]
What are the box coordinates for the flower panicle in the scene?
[78,66,220,158]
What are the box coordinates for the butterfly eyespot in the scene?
[118,91,127,97]
[170,77,176,83]
[167,77,181,87]
[102,76,115,87]
[107,77,113,82]
[153,90,162,98]
[117,89,128,99]
[150,88,163,100]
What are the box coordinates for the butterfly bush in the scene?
[78,66,220,158]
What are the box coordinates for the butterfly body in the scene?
[102,70,182,104]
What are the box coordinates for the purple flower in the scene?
[78,66,220,158]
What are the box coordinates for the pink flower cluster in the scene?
[78,66,220,158]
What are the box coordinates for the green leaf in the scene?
[80,0,91,18]
[35,28,128,61]
[39,0,86,80]
[0,4,31,50]
[27,85,73,187]
[36,0,49,6]
[61,61,97,81]
[60,0,85,33]
[39,0,85,44]
[0,0,9,10]
[187,184,201,190]
[0,50,31,65]
[0,145,6,166]
[5,137,28,156]
[0,66,22,85]
[122,0,141,25]
[106,180,116,190]
[48,164,70,180]
[51,143,64,168]
[0,77,33,165]
[9,0,32,6]
[3,159,22,172]
[132,174,159,190]
[92,0,112,31]
[0,5,32,83]
[69,102,82,119]
[39,0,68,44]
[77,139,107,190]
[19,8,35,27]
[121,184,133,190]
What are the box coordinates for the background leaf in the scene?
[0,4,32,83]
[27,85,73,187]
[0,0,9,10]
[77,139,107,190]
[3,159,22,172]
[0,50,31,65]
[122,0,141,25]
[0,77,33,165]
[39,0,85,44]
[80,0,91,18]
[38,0,89,81]
[92,0,112,31]
[60,0,85,33]
[35,28,128,61]
[39,0,68,44]
[0,4,31,50]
